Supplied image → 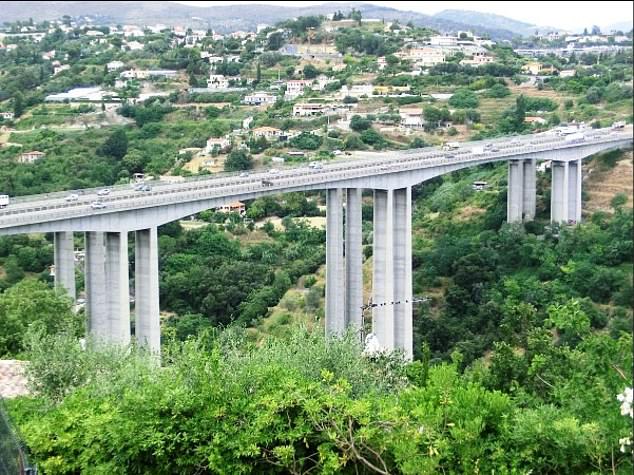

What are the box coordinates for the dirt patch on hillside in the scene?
[584,151,633,213]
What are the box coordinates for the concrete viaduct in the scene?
[0,126,631,358]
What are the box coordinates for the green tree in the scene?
[349,115,372,132]
[448,88,480,108]
[0,279,78,356]
[224,149,253,172]
[98,128,128,160]
[13,92,25,118]
[303,64,319,79]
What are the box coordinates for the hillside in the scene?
[0,1,529,38]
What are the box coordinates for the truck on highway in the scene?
[0,195,8,208]
[442,142,460,151]
[564,132,585,143]
[471,146,485,155]
[612,120,626,129]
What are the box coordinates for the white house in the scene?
[0,112,15,120]
[399,107,424,128]
[206,135,231,153]
[284,79,313,100]
[207,74,229,89]
[53,64,70,75]
[243,92,277,106]
[407,48,445,67]
[559,69,576,78]
[107,60,126,72]
[430,35,458,47]
[293,103,327,117]
[339,84,374,99]
[252,126,283,140]
[19,151,46,163]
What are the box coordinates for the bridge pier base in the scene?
[507,160,524,223]
[85,231,108,340]
[522,158,537,221]
[135,227,161,354]
[567,159,582,224]
[105,232,131,345]
[54,231,76,301]
[551,160,569,224]
[326,189,345,336]
[345,188,363,336]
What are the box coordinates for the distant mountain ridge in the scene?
[0,1,556,39]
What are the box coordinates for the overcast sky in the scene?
[174,1,633,31]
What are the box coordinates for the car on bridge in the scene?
[239,172,249,177]
[97,189,111,196]
[65,193,79,202]
[0,194,9,209]
[90,201,107,210]
[261,179,274,187]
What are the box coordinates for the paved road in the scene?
[0,126,631,228]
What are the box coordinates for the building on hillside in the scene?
[339,84,374,99]
[522,61,557,75]
[0,112,15,120]
[399,108,424,128]
[206,135,231,153]
[400,47,445,67]
[284,79,313,100]
[53,64,70,75]
[216,201,246,215]
[430,35,458,47]
[373,85,411,95]
[107,60,126,71]
[123,40,144,51]
[460,51,495,66]
[19,151,46,163]
[293,103,327,117]
[559,69,576,78]
[252,126,283,140]
[207,74,229,89]
[525,116,548,125]
[243,92,277,106]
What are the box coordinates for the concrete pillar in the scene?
[85,232,108,339]
[326,188,345,336]
[551,161,569,223]
[507,160,524,223]
[105,232,131,345]
[372,189,394,351]
[567,159,582,224]
[522,159,537,221]
[135,227,160,353]
[393,187,413,359]
[345,188,363,335]
[54,231,76,301]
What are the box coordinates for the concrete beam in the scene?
[522,158,537,221]
[105,232,131,345]
[393,187,413,359]
[54,231,76,301]
[85,232,107,340]
[567,159,582,224]
[551,160,569,223]
[507,160,524,223]
[345,188,363,336]
[326,188,345,336]
[135,227,160,353]
[372,189,394,351]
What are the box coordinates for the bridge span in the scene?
[1,126,631,358]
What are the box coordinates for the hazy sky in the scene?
[174,1,633,31]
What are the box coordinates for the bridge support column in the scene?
[372,189,395,352]
[522,159,537,221]
[507,159,524,223]
[345,188,363,336]
[551,160,569,224]
[393,187,413,360]
[567,159,582,224]
[105,232,131,345]
[85,232,108,339]
[54,231,76,301]
[326,188,345,336]
[135,227,160,353]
